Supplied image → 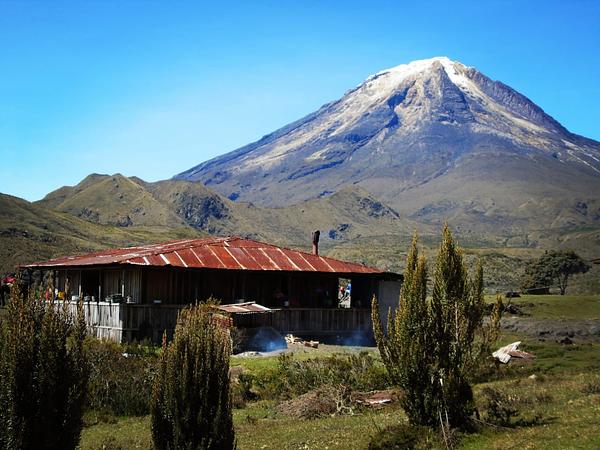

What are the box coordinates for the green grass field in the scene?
[500,294,600,320]
[79,338,600,449]
[78,291,600,450]
[4,294,595,449]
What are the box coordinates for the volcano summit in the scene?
[177,57,600,235]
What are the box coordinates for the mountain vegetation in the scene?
[35,173,416,245]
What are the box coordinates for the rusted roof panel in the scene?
[213,247,241,269]
[177,248,199,267]
[194,247,226,269]
[25,236,392,276]
[225,247,255,270]
[264,248,295,271]
[285,251,313,271]
[244,248,279,271]
[146,254,167,266]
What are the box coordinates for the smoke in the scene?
[243,326,287,352]
[339,330,374,347]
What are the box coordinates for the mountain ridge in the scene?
[172,57,600,245]
[35,174,417,253]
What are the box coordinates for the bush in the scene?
[0,281,89,450]
[275,384,354,419]
[582,379,600,395]
[480,387,521,427]
[151,304,235,450]
[85,338,158,416]
[231,372,258,408]
[255,351,390,400]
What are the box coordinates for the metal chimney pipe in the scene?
[312,230,320,256]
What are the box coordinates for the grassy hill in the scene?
[2,174,418,274]
[35,173,420,248]
[37,174,186,228]
[0,193,204,274]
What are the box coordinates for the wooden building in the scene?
[23,236,401,343]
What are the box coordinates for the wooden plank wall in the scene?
[55,267,380,311]
[66,301,126,342]
[65,301,373,343]
[233,308,372,335]
[65,302,183,343]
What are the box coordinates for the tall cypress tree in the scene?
[429,224,485,427]
[373,225,497,429]
[151,303,235,450]
[0,280,88,450]
[372,232,434,425]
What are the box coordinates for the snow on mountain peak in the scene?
[372,56,467,82]
[352,56,475,106]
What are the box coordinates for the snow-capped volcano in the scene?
[175,57,600,234]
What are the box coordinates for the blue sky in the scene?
[1,0,599,201]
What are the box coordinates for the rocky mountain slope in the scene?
[175,57,600,242]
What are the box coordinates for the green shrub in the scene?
[151,304,235,450]
[231,372,258,408]
[0,281,89,450]
[85,338,158,416]
[255,351,390,400]
[480,387,521,426]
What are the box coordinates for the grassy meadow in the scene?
[69,294,600,449]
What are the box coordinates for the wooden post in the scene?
[121,269,125,297]
[53,270,58,299]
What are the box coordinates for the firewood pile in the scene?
[285,334,320,349]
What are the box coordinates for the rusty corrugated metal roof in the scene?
[216,302,273,314]
[24,236,389,275]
